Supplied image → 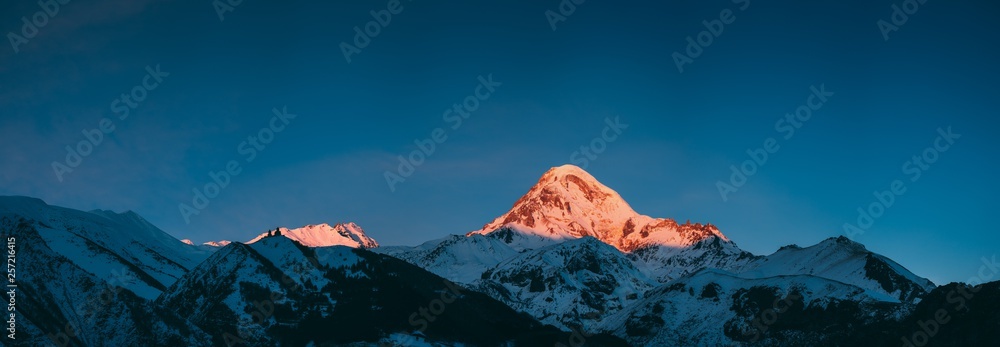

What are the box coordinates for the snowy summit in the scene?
[247,222,379,248]
[469,164,728,251]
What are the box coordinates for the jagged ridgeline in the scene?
[0,197,625,346]
[1,164,998,346]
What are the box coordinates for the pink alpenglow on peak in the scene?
[468,164,729,252]
[180,239,195,245]
[247,222,379,248]
[202,240,232,247]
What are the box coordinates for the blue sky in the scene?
[1,0,998,285]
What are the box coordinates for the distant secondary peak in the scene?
[203,240,232,247]
[247,222,378,248]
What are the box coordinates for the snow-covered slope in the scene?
[0,196,212,299]
[246,222,378,248]
[467,165,731,253]
[734,236,935,302]
[158,236,619,346]
[202,240,232,247]
[1,215,210,346]
[601,268,906,346]
[476,237,657,331]
[453,165,756,284]
[375,233,521,284]
[628,234,759,283]
[0,163,957,346]
[156,239,315,345]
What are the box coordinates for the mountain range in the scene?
[2,164,996,346]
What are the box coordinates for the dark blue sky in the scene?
[2,0,998,285]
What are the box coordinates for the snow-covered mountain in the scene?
[157,236,627,346]
[202,240,232,247]
[374,165,758,290]
[734,236,935,302]
[375,233,520,283]
[468,165,730,252]
[0,197,212,346]
[156,238,319,345]
[600,268,908,346]
[476,237,657,331]
[195,223,377,249]
[627,231,759,283]
[0,196,212,299]
[246,222,379,248]
[2,159,991,346]
[381,165,939,336]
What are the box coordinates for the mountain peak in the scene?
[470,165,728,252]
[0,195,50,219]
[471,165,633,240]
[821,235,869,252]
[247,222,378,248]
[0,195,47,206]
[540,164,598,180]
[203,240,232,247]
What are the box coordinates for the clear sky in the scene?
[1,0,998,285]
